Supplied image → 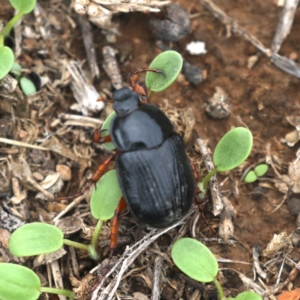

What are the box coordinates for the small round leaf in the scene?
[0,263,40,300]
[213,127,253,172]
[235,291,262,300]
[9,223,64,257]
[9,0,36,14]
[20,76,36,96]
[171,238,218,282]
[10,62,22,78]
[244,171,257,183]
[100,111,116,151]
[145,50,183,92]
[0,46,14,80]
[90,170,122,220]
[254,164,268,177]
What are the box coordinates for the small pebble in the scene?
[205,87,231,119]
[287,196,300,217]
[149,4,190,42]
[56,164,72,181]
[251,186,268,201]
[182,60,203,84]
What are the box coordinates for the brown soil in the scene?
[1,0,300,299]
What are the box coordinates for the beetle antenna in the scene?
[129,68,165,102]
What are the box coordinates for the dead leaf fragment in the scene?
[39,173,61,190]
[0,228,11,248]
[285,130,300,147]
[56,164,72,181]
[263,232,292,257]
[33,248,67,267]
[289,161,300,193]
[56,216,83,235]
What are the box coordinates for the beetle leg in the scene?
[129,68,165,103]
[97,196,127,281]
[109,196,127,255]
[93,129,112,144]
[91,153,117,183]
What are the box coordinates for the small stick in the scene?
[218,196,235,242]
[25,176,54,200]
[151,257,164,300]
[196,138,223,216]
[252,246,267,279]
[271,0,300,54]
[79,16,100,79]
[102,46,123,90]
[50,260,66,300]
[53,192,90,222]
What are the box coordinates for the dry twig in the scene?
[200,0,300,78]
[102,46,123,90]
[271,0,300,54]
[79,16,100,79]
[151,257,164,300]
[196,138,223,216]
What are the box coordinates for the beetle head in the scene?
[113,87,140,114]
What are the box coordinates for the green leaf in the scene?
[100,111,116,151]
[9,223,64,256]
[235,291,262,300]
[90,170,122,220]
[145,50,183,92]
[9,0,36,14]
[213,127,253,172]
[0,263,40,300]
[244,171,257,183]
[171,238,218,282]
[20,76,36,96]
[254,164,268,177]
[0,46,14,80]
[10,62,22,78]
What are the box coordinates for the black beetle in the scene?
[107,80,195,228]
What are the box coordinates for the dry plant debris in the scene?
[2,0,300,299]
[73,0,170,28]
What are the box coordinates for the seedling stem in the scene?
[0,11,24,46]
[213,277,224,300]
[40,287,74,299]
[89,219,104,260]
[63,239,89,251]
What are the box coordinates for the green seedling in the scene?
[145,50,183,92]
[9,62,37,95]
[171,238,262,300]
[9,222,90,256]
[89,169,122,257]
[0,263,74,300]
[0,0,36,80]
[19,75,37,96]
[9,171,121,260]
[244,164,268,183]
[198,127,253,198]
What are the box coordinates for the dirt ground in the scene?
[1,0,300,299]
